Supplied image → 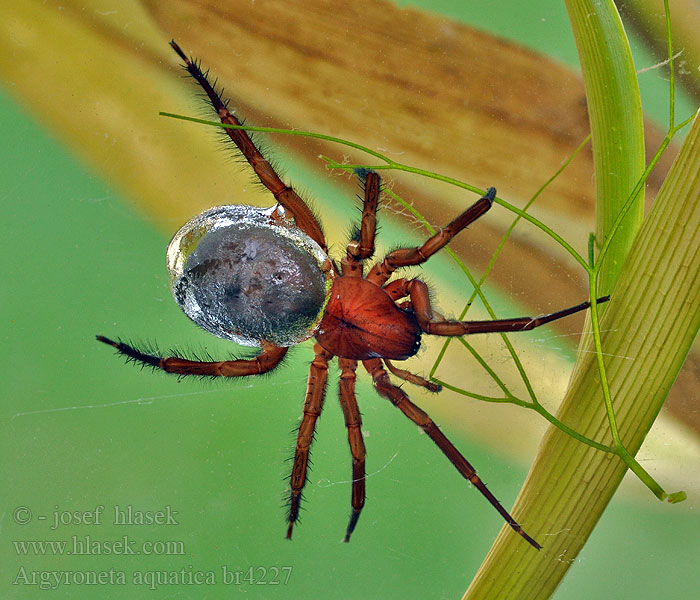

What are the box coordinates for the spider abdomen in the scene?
[316,277,421,360]
[166,205,332,347]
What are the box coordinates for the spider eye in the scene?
[166,205,331,347]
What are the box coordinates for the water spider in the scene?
[98,41,609,549]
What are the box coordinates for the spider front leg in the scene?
[338,358,366,542]
[367,187,496,286]
[349,170,380,260]
[342,169,380,278]
[401,279,609,336]
[287,344,332,539]
[96,336,288,376]
[362,358,541,550]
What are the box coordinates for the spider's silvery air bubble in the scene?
[167,205,331,347]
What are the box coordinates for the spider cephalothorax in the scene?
[98,41,608,550]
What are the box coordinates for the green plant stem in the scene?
[565,0,646,294]
[464,108,700,598]
[582,0,693,506]
[464,0,697,593]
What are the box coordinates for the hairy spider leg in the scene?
[287,344,332,539]
[363,357,542,550]
[385,279,610,336]
[366,187,496,286]
[337,172,422,539]
[342,170,381,278]
[337,358,366,542]
[169,41,327,253]
[96,336,288,376]
[353,170,380,259]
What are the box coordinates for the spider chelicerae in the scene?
[98,41,608,550]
